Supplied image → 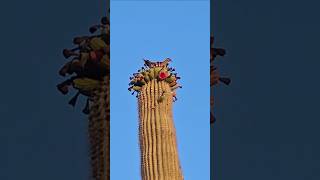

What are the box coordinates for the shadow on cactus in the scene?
[57,16,110,114]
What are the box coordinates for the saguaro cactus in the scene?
[57,15,110,180]
[88,77,109,180]
[129,59,184,180]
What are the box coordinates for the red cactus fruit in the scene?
[159,71,168,80]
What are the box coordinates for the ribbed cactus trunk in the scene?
[88,77,110,180]
[138,79,183,180]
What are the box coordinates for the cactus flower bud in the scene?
[132,86,141,91]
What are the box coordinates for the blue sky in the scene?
[110,1,210,179]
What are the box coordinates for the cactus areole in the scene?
[129,59,184,180]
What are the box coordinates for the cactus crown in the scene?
[128,58,182,101]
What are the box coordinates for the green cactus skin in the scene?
[133,86,142,91]
[154,67,162,77]
[165,75,175,84]
[148,69,155,80]
[141,71,148,76]
[140,79,147,85]
[142,72,150,82]
[157,94,165,103]
[144,75,150,82]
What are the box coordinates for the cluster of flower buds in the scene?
[59,17,109,79]
[211,36,230,124]
[128,58,182,101]
[56,15,110,114]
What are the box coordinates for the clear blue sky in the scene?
[110,1,210,179]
